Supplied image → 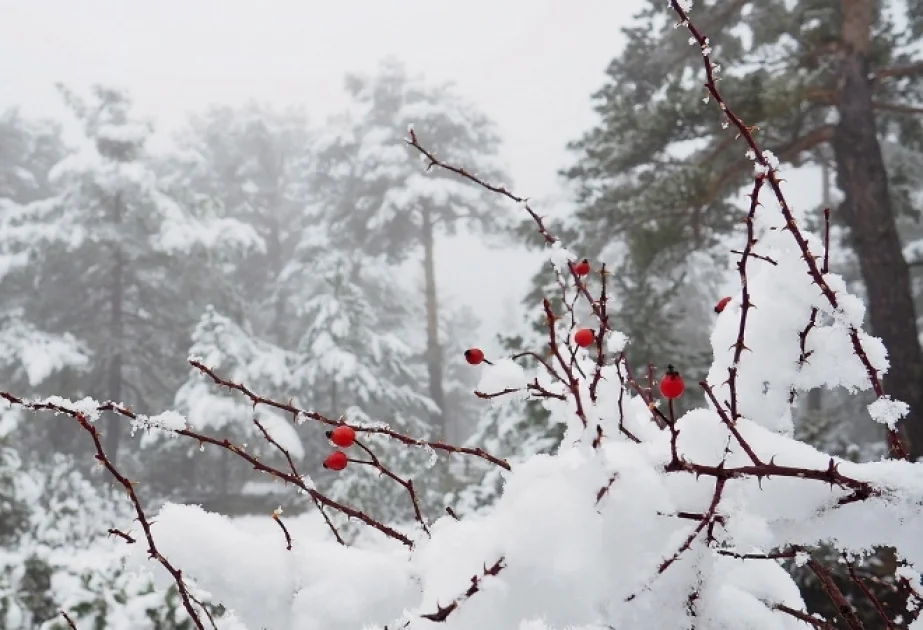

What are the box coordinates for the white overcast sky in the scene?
[0,0,644,348]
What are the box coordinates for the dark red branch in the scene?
[271,510,293,551]
[190,360,511,470]
[419,558,506,622]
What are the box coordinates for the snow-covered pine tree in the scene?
[556,0,923,454]
[0,85,260,468]
[168,103,313,343]
[173,247,442,530]
[281,246,440,528]
[143,103,309,509]
[0,109,90,435]
[311,59,511,443]
[160,102,442,525]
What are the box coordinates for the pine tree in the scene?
[162,102,444,521]
[0,86,259,466]
[0,108,64,203]
[312,58,511,442]
[172,249,442,526]
[0,109,90,399]
[438,304,482,445]
[169,103,314,343]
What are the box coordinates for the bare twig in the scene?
[419,558,506,622]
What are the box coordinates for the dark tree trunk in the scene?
[833,0,923,458]
[421,207,447,439]
[105,194,125,464]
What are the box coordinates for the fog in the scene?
[0,0,642,346]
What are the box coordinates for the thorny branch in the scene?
[60,611,78,630]
[8,392,414,546]
[668,0,908,460]
[352,438,430,535]
[806,556,865,630]
[725,174,763,423]
[843,554,897,630]
[400,3,910,624]
[419,558,506,623]
[0,393,209,630]
[190,359,511,471]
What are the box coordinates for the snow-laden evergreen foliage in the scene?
[0,453,228,629]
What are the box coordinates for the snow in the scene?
[107,142,923,627]
[147,409,188,431]
[37,395,102,422]
[0,454,197,630]
[868,396,910,430]
[96,121,150,144]
[904,238,923,265]
[547,241,576,272]
[153,211,265,255]
[476,359,528,396]
[0,317,90,386]
[606,330,629,353]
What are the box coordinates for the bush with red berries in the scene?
[6,4,923,630]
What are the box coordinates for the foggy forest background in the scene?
[3,0,923,627]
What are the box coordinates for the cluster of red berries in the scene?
[463,256,687,404]
[323,425,356,471]
[464,327,598,369]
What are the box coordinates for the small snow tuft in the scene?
[606,331,629,353]
[548,241,576,273]
[867,396,910,429]
[477,359,528,397]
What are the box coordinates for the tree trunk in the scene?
[833,0,923,459]
[105,194,125,464]
[421,207,447,439]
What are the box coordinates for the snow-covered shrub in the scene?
[0,454,230,629]
[6,4,923,629]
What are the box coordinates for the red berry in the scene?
[659,364,685,399]
[464,348,485,365]
[714,296,731,314]
[574,328,595,348]
[329,426,356,448]
[574,259,591,276]
[323,450,348,471]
